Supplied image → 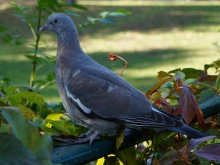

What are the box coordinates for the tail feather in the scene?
[168,125,206,138]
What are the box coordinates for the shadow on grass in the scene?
[76,4,220,35]
[0,47,196,101]
[88,48,197,70]
[1,3,219,100]
[1,4,220,40]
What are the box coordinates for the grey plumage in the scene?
[39,13,206,144]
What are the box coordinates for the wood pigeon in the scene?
[39,13,206,145]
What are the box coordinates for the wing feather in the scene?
[66,65,183,128]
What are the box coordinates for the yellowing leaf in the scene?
[115,126,125,150]
[146,77,172,98]
[46,113,64,121]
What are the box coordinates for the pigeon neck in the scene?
[57,30,84,55]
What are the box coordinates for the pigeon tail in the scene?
[168,125,206,138]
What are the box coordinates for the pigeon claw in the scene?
[78,129,100,145]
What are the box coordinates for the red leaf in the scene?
[196,105,206,129]
[194,144,220,161]
[179,136,216,160]
[178,87,197,124]
[178,86,206,128]
[181,136,216,154]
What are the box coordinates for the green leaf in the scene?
[1,107,53,165]
[117,147,137,165]
[0,133,43,165]
[99,18,116,23]
[198,89,216,104]
[0,123,9,133]
[0,26,10,33]
[115,9,132,15]
[215,73,220,90]
[204,64,214,71]
[18,105,37,120]
[181,68,203,79]
[45,119,75,135]
[115,125,125,150]
[13,85,36,92]
[33,117,46,127]
[25,55,50,64]
[175,71,185,80]
[191,82,215,90]
[8,91,44,106]
[6,86,18,96]
[104,156,120,165]
[1,106,31,146]
[100,11,110,18]
[0,91,6,98]
[68,4,88,10]
[87,16,98,23]
[3,35,13,44]
[159,149,179,165]
[199,94,220,118]
[15,41,23,46]
[184,78,196,85]
[109,12,126,17]
[12,35,21,39]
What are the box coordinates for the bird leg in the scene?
[77,129,100,145]
[89,131,100,146]
[79,129,94,138]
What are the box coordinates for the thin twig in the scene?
[108,53,128,77]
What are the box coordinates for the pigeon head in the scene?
[39,13,78,37]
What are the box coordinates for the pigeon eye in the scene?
[54,19,58,23]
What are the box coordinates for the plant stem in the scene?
[29,9,41,87]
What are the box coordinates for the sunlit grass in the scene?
[1,1,220,102]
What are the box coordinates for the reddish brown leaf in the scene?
[178,87,197,124]
[196,105,207,129]
[178,87,206,127]
[172,107,181,116]
[197,73,217,83]
[172,160,189,165]
[188,136,216,152]
[194,144,220,161]
[178,136,216,163]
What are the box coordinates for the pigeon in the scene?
[39,13,206,145]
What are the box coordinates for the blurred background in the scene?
[0,0,220,102]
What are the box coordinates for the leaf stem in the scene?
[108,53,128,77]
[30,9,42,87]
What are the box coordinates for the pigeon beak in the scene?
[38,24,49,33]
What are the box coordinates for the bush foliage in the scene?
[0,1,220,165]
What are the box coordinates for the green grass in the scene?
[1,1,220,102]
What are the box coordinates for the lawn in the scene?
[0,1,220,102]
